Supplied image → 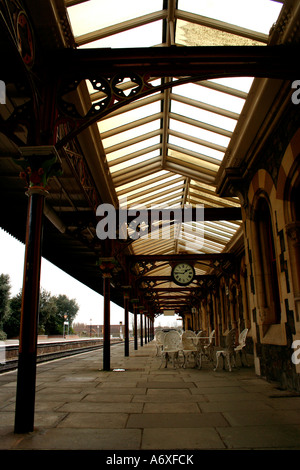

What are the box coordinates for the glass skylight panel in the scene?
[175,83,246,115]
[209,77,254,94]
[79,21,163,48]
[108,148,161,168]
[99,102,162,135]
[168,137,225,161]
[189,189,240,208]
[177,0,282,34]
[126,180,184,207]
[168,152,219,175]
[105,136,161,161]
[64,0,282,259]
[169,119,231,149]
[143,189,183,206]
[109,151,160,174]
[67,0,163,36]
[102,121,161,151]
[206,221,239,235]
[118,174,182,199]
[175,21,265,46]
[170,100,238,133]
[116,170,169,193]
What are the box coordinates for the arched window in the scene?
[255,197,281,325]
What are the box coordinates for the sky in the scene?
[0,228,180,329]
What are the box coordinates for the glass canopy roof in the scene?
[64,0,283,279]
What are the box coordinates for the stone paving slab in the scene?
[217,424,300,449]
[142,427,226,450]
[126,411,228,428]
[143,402,200,413]
[1,340,300,451]
[14,428,142,450]
[57,412,129,429]
[137,380,195,388]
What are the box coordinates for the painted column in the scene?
[144,313,148,344]
[131,299,139,350]
[14,148,62,433]
[103,274,111,371]
[122,286,131,356]
[140,307,144,347]
[98,258,117,371]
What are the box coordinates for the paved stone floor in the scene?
[1,341,300,454]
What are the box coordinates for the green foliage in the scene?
[0,274,11,339]
[1,274,80,338]
[3,290,22,338]
[44,294,79,335]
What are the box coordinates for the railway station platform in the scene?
[1,340,300,455]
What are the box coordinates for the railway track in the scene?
[0,339,124,373]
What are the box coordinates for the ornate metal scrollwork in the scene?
[57,72,151,123]
[138,278,158,290]
[130,260,157,276]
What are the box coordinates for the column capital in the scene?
[15,146,62,192]
[122,285,132,299]
[97,257,119,277]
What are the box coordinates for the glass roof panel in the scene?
[177,0,282,34]
[170,100,238,132]
[102,120,161,150]
[99,101,162,135]
[176,20,265,46]
[78,21,163,48]
[168,137,225,161]
[169,118,231,149]
[210,77,254,94]
[174,83,247,114]
[105,136,161,160]
[110,152,160,174]
[118,174,182,198]
[65,0,284,262]
[116,170,170,192]
[68,0,163,36]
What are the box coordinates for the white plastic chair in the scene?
[181,330,198,368]
[214,328,236,372]
[155,330,166,356]
[197,329,215,365]
[234,328,249,366]
[161,330,182,369]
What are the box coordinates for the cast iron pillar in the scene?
[144,313,148,345]
[122,286,131,357]
[103,273,111,371]
[98,257,117,371]
[140,307,144,347]
[131,299,139,350]
[14,189,45,433]
[14,148,61,433]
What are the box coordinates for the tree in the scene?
[38,289,58,334]
[3,290,22,339]
[46,294,79,335]
[3,287,79,338]
[0,274,11,339]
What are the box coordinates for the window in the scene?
[255,197,281,325]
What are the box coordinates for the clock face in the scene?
[172,263,195,286]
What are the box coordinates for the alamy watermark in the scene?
[96,199,204,244]
[291,80,300,105]
[292,340,300,365]
[0,80,5,104]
